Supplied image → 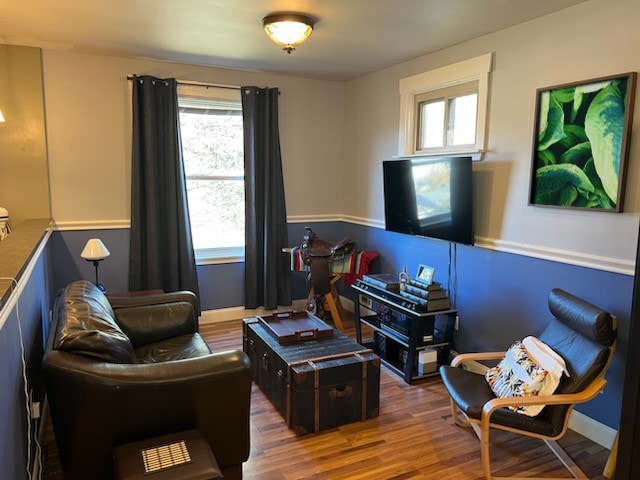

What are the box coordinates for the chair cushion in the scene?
[523,336,568,396]
[485,341,548,416]
[114,301,196,347]
[135,333,212,364]
[54,280,136,364]
[440,365,556,437]
[549,288,615,346]
[485,337,568,417]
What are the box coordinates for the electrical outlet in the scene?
[454,315,460,330]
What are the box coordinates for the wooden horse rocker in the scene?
[300,227,357,332]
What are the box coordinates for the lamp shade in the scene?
[263,13,314,53]
[80,238,110,261]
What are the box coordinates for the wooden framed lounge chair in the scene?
[440,288,617,480]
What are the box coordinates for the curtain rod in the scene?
[127,75,241,91]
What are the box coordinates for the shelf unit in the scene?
[352,283,456,384]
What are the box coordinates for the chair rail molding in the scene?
[50,216,633,276]
[288,215,634,276]
[53,220,131,231]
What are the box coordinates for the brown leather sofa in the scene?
[43,280,251,480]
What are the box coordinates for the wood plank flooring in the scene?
[41,316,611,479]
[200,317,611,480]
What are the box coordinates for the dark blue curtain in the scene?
[129,75,200,310]
[242,86,291,309]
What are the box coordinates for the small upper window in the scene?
[415,81,478,152]
[399,53,492,159]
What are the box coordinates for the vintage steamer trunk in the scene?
[243,317,380,435]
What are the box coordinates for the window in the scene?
[178,87,244,263]
[399,53,492,159]
[415,82,478,152]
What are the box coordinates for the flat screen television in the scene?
[383,156,474,245]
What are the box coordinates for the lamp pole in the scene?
[92,260,104,291]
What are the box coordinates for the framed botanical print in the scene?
[529,72,637,212]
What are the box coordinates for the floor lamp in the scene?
[81,238,110,291]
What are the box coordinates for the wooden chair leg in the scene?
[324,287,345,332]
[603,432,618,479]
[451,399,471,427]
[480,422,494,480]
[473,426,589,480]
[305,275,345,332]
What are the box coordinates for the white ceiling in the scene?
[0,0,590,81]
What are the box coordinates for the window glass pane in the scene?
[448,93,477,146]
[186,179,245,250]
[180,109,243,177]
[178,93,245,255]
[419,100,445,149]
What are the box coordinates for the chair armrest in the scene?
[451,351,506,368]
[44,349,252,475]
[44,348,249,391]
[480,376,608,429]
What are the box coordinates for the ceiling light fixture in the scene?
[263,13,315,54]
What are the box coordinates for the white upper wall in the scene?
[40,0,640,271]
[42,50,345,226]
[343,0,640,271]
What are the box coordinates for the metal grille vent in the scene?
[140,440,192,474]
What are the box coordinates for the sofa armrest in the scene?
[43,349,251,480]
[114,301,197,346]
[108,291,198,310]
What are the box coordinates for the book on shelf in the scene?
[361,273,401,291]
[424,297,452,312]
[408,279,443,291]
[399,291,451,312]
[403,283,447,300]
[399,290,428,307]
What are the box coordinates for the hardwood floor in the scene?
[41,316,611,479]
[200,318,611,480]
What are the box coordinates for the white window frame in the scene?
[177,84,244,265]
[398,53,493,160]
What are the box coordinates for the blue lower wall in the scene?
[51,222,633,429]
[0,239,52,480]
[336,223,632,430]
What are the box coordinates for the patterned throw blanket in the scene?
[289,247,379,286]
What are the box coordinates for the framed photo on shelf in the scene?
[529,72,637,212]
[415,264,435,285]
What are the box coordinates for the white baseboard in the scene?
[200,296,354,324]
[450,354,615,449]
[568,409,617,449]
[199,299,308,324]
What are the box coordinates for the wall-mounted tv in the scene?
[383,156,474,245]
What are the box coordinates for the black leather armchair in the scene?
[43,280,251,480]
[440,288,616,480]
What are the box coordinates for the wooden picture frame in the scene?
[529,72,637,212]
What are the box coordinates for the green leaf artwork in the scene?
[584,84,624,203]
[530,74,634,211]
[535,164,594,206]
